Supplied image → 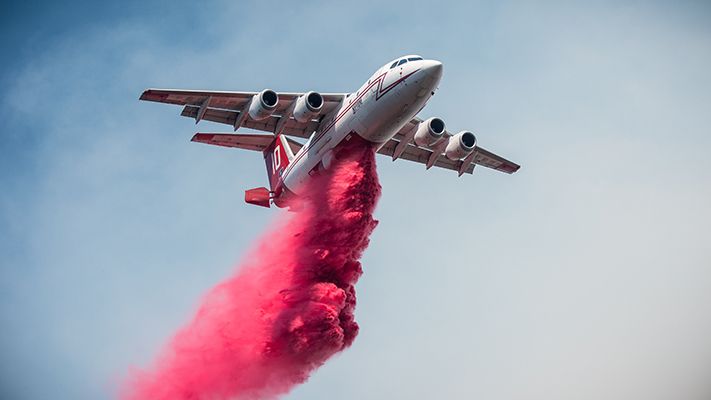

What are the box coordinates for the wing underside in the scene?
[378,118,520,175]
[140,88,344,139]
[181,106,320,138]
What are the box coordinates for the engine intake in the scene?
[413,117,446,147]
[293,91,324,123]
[445,131,477,160]
[248,89,279,120]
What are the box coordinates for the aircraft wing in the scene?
[191,133,303,154]
[140,89,346,139]
[378,117,520,176]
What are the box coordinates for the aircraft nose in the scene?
[419,60,443,90]
[423,59,443,81]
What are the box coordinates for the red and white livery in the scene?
[140,55,520,208]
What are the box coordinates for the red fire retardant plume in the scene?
[122,143,381,400]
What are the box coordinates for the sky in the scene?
[1,1,711,399]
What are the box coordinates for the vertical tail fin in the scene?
[263,134,294,192]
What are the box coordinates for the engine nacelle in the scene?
[293,91,324,123]
[413,117,446,147]
[248,89,279,121]
[445,131,477,160]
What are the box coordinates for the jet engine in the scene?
[413,117,446,147]
[293,91,324,123]
[445,131,477,160]
[248,89,279,120]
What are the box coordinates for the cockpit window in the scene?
[397,59,407,66]
[407,57,423,61]
[390,61,398,69]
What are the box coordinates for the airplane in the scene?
[140,55,520,208]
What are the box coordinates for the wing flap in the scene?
[181,106,319,138]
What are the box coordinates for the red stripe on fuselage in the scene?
[282,68,420,177]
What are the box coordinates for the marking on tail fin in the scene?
[263,134,293,193]
[273,145,282,174]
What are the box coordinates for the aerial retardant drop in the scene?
[122,143,381,399]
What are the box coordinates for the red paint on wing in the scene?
[122,140,381,400]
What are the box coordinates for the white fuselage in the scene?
[280,57,443,196]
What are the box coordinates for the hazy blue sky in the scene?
[2,1,710,399]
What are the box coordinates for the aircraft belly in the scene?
[282,72,431,197]
[282,111,355,195]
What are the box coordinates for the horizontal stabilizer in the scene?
[245,187,271,208]
[192,133,303,154]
